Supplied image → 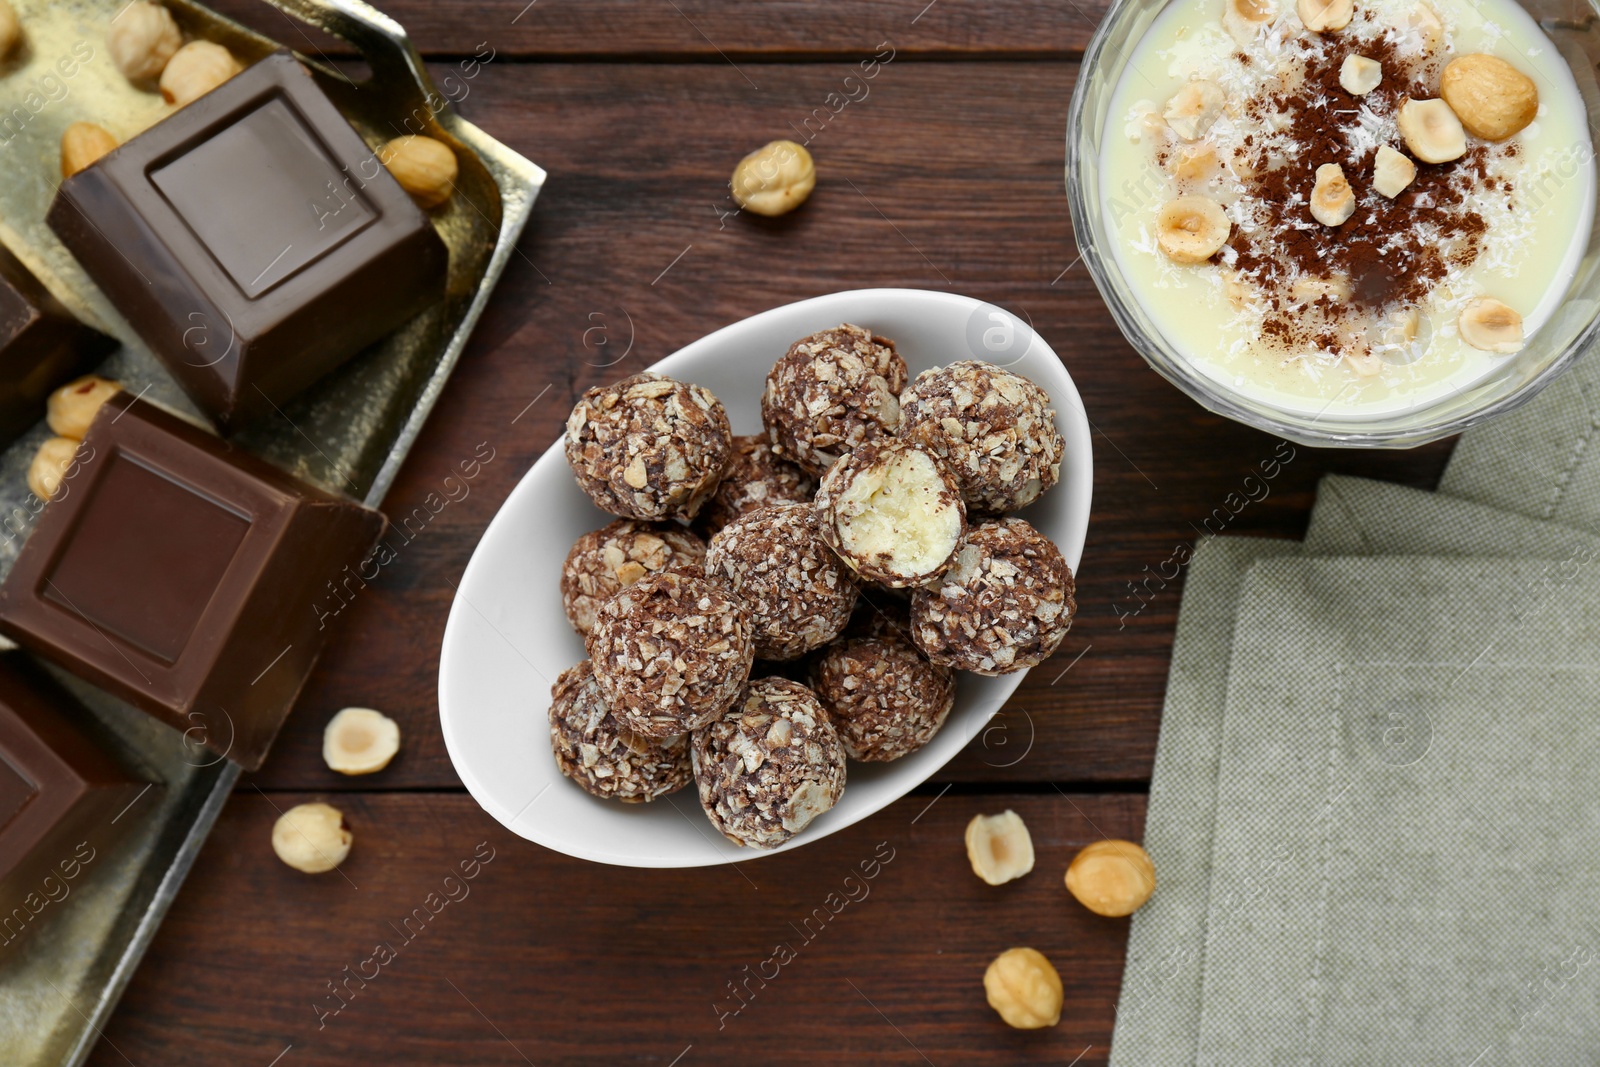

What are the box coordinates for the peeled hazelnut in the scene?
[0,0,22,60]
[380,134,457,209]
[28,437,80,501]
[1339,55,1381,95]
[47,375,122,439]
[1309,162,1356,226]
[965,810,1036,886]
[60,123,118,179]
[1223,0,1275,44]
[1397,97,1466,163]
[108,2,183,83]
[1459,297,1524,353]
[731,139,815,217]
[1403,1,1444,53]
[1297,0,1353,32]
[1372,144,1416,198]
[271,802,352,874]
[1441,54,1539,141]
[322,707,401,775]
[1168,143,1218,181]
[159,40,241,107]
[1291,274,1352,303]
[1065,839,1156,917]
[983,948,1063,1030]
[1155,196,1230,264]
[1163,80,1224,141]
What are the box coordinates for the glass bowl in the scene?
[1066,0,1600,448]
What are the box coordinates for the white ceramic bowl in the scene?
[437,288,1093,867]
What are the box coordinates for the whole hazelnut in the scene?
[28,436,82,501]
[0,0,23,60]
[60,124,119,180]
[108,2,182,83]
[731,139,815,217]
[159,40,241,107]
[47,375,122,439]
[271,802,352,873]
[1064,839,1156,917]
[380,135,457,209]
[1440,53,1539,141]
[983,947,1063,1029]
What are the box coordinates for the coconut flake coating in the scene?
[899,361,1065,513]
[586,571,754,738]
[814,438,967,588]
[690,678,847,849]
[700,435,817,535]
[561,520,707,635]
[706,502,857,661]
[564,372,733,521]
[761,324,907,475]
[910,518,1075,675]
[810,635,954,762]
[549,660,691,802]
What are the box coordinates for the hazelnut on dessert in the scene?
[1397,97,1467,163]
[1372,145,1417,198]
[1297,0,1352,32]
[810,632,954,761]
[1309,162,1356,226]
[549,660,691,803]
[560,519,706,635]
[1458,298,1524,353]
[1162,80,1224,141]
[1223,0,1275,44]
[699,434,816,534]
[1440,54,1539,141]
[1168,143,1219,181]
[1403,1,1444,54]
[814,439,967,589]
[565,372,734,522]
[1155,196,1230,264]
[761,324,906,475]
[1339,55,1381,95]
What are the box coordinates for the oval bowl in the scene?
[437,288,1093,867]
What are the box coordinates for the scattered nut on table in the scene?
[108,1,183,83]
[322,707,402,775]
[28,437,80,501]
[1064,839,1156,917]
[381,134,458,209]
[965,810,1035,885]
[983,947,1063,1029]
[160,40,241,107]
[47,375,122,438]
[730,139,815,217]
[271,802,352,873]
[60,123,119,179]
[0,0,23,60]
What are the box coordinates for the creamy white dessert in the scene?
[1100,0,1594,419]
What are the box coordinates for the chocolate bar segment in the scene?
[0,395,386,769]
[47,52,447,434]
[0,245,115,447]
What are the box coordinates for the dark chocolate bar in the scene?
[0,395,386,769]
[48,51,447,434]
[0,245,115,447]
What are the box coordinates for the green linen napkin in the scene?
[1195,557,1600,1066]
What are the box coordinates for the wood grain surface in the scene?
[84,6,1453,1064]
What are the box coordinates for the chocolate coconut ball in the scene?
[564,372,733,521]
[699,434,816,535]
[911,518,1075,675]
[561,520,707,635]
[690,677,847,849]
[705,502,857,661]
[549,660,691,802]
[586,571,754,737]
[814,438,967,589]
[899,361,1066,513]
[810,634,954,762]
[761,323,907,475]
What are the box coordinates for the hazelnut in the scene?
[965,810,1036,885]
[1065,839,1156,917]
[1396,97,1466,163]
[60,123,119,179]
[1372,144,1416,198]
[380,135,458,209]
[1440,54,1539,141]
[1309,162,1356,227]
[159,40,241,107]
[1155,196,1230,264]
[322,707,401,775]
[47,375,122,438]
[28,436,81,501]
[983,947,1063,1029]
[731,139,815,217]
[1222,0,1274,44]
[1339,55,1381,96]
[0,0,22,60]
[1459,297,1524,353]
[108,2,183,83]
[1163,80,1224,141]
[1297,0,1353,31]
[271,802,352,873]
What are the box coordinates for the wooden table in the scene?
[88,3,1454,1063]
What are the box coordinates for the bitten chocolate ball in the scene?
[899,361,1065,513]
[565,372,733,521]
[690,678,847,849]
[586,571,754,737]
[814,438,967,588]
[911,518,1075,675]
[549,660,691,802]
[705,502,857,661]
[761,323,907,475]
[700,434,816,535]
[811,634,954,761]
[561,520,707,635]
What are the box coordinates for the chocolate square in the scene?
[0,395,387,769]
[0,245,115,447]
[47,52,447,433]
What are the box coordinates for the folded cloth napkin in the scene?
[1195,557,1600,1067]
